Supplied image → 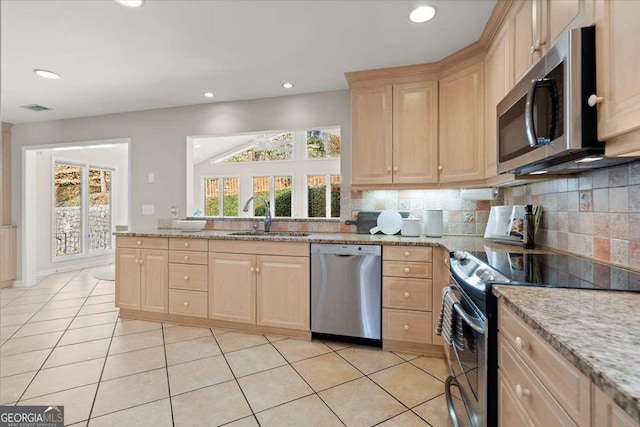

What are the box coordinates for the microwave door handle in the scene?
[525,79,541,147]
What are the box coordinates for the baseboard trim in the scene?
[37,260,113,277]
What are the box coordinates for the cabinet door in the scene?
[0,227,16,282]
[546,0,594,46]
[392,81,439,184]
[595,0,640,141]
[256,255,310,331]
[351,86,393,185]
[512,0,537,82]
[439,62,485,183]
[593,386,639,427]
[485,25,512,178]
[116,248,141,310]
[209,253,256,324]
[140,249,168,313]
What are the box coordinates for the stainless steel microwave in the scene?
[496,26,606,176]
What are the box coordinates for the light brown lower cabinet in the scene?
[0,226,17,287]
[208,241,310,331]
[115,237,169,313]
[497,300,639,427]
[593,386,640,427]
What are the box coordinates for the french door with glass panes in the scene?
[53,161,114,259]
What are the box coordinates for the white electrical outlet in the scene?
[142,204,154,215]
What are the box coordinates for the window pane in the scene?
[306,129,341,159]
[330,174,341,218]
[224,132,293,162]
[88,168,112,251]
[274,176,292,217]
[252,177,270,216]
[307,175,326,217]
[204,178,220,216]
[54,164,82,256]
[223,178,239,216]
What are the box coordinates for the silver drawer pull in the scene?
[184,242,189,247]
[183,275,189,281]
[183,301,189,307]
[404,292,410,298]
[184,255,189,261]
[403,324,409,331]
[404,251,410,257]
[404,267,410,273]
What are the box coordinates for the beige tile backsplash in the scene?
[503,161,640,270]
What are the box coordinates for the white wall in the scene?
[34,144,129,274]
[11,90,351,281]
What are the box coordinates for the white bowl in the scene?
[176,220,206,231]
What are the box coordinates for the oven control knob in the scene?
[453,251,467,261]
[476,268,496,282]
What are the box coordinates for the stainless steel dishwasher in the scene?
[310,243,381,344]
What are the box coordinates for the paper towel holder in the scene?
[460,188,499,201]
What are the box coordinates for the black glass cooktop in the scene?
[469,248,640,292]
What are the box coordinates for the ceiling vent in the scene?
[21,104,52,111]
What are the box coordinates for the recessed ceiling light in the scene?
[409,5,436,23]
[33,69,61,80]
[115,0,144,8]
[282,82,294,89]
[529,170,548,175]
[203,92,215,98]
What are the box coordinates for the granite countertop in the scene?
[114,229,543,253]
[493,285,640,423]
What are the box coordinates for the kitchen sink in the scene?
[228,231,310,237]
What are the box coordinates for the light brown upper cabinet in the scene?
[511,0,594,84]
[439,61,485,183]
[595,0,640,146]
[485,25,513,179]
[351,81,439,186]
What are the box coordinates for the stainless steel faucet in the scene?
[242,196,272,232]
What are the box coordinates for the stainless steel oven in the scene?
[442,279,487,427]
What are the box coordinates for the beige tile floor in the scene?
[0,267,453,426]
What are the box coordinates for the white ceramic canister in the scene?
[423,209,443,237]
[400,216,421,237]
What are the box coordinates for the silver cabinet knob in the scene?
[403,324,409,331]
[183,255,189,261]
[404,292,410,298]
[183,275,189,281]
[404,267,410,273]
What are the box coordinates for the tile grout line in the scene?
[268,341,348,427]
[210,329,264,424]
[160,323,176,427]
[14,270,105,403]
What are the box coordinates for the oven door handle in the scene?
[445,285,486,334]
[453,297,486,334]
[445,376,462,427]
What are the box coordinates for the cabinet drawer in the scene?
[168,289,207,318]
[117,236,168,249]
[383,277,432,311]
[498,334,578,426]
[169,250,208,265]
[169,264,208,291]
[384,246,432,262]
[498,371,536,427]
[169,238,208,252]
[383,309,431,343]
[499,302,590,426]
[210,240,309,257]
[383,261,432,278]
